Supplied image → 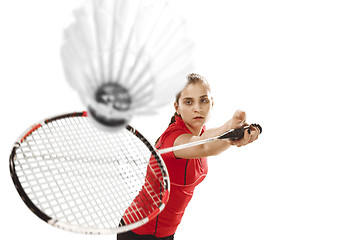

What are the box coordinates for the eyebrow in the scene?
[182,95,208,100]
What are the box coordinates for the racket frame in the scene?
[9,111,170,235]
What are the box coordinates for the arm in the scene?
[173,110,253,159]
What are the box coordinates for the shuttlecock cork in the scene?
[61,0,193,130]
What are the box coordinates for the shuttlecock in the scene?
[61,0,193,130]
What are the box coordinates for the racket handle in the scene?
[218,124,262,140]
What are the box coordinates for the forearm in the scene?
[173,120,233,159]
[199,121,232,156]
[173,110,247,159]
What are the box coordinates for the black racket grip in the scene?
[218,124,262,140]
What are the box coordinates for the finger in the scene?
[234,110,246,125]
[247,131,256,144]
[250,131,258,143]
[239,111,246,123]
[229,138,241,146]
[233,127,251,146]
[250,124,261,140]
[248,125,261,144]
[242,137,251,146]
[254,127,260,140]
[254,125,261,140]
[251,123,262,134]
[249,125,259,142]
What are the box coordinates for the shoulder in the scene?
[155,115,191,147]
[156,123,190,149]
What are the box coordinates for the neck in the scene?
[184,123,202,136]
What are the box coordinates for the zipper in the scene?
[198,158,203,168]
[184,159,189,185]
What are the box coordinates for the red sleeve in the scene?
[156,128,190,160]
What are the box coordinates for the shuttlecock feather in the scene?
[61,0,193,129]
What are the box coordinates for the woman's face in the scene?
[175,82,213,135]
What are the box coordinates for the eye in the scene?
[184,100,192,105]
[201,98,210,103]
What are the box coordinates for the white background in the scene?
[1,0,360,239]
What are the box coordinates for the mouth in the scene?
[193,116,204,120]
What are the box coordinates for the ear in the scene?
[211,97,214,108]
[174,102,180,115]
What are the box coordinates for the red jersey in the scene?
[126,115,208,237]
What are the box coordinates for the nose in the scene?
[193,101,203,113]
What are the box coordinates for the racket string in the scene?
[63,117,135,228]
[18,127,75,224]
[13,115,167,230]
[115,129,159,224]
[42,119,102,226]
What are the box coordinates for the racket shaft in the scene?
[158,124,261,155]
[158,137,218,154]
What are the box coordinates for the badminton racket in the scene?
[9,111,261,235]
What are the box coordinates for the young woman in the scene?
[117,73,260,240]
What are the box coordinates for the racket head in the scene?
[9,111,170,235]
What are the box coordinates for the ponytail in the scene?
[169,113,179,126]
[155,113,179,145]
